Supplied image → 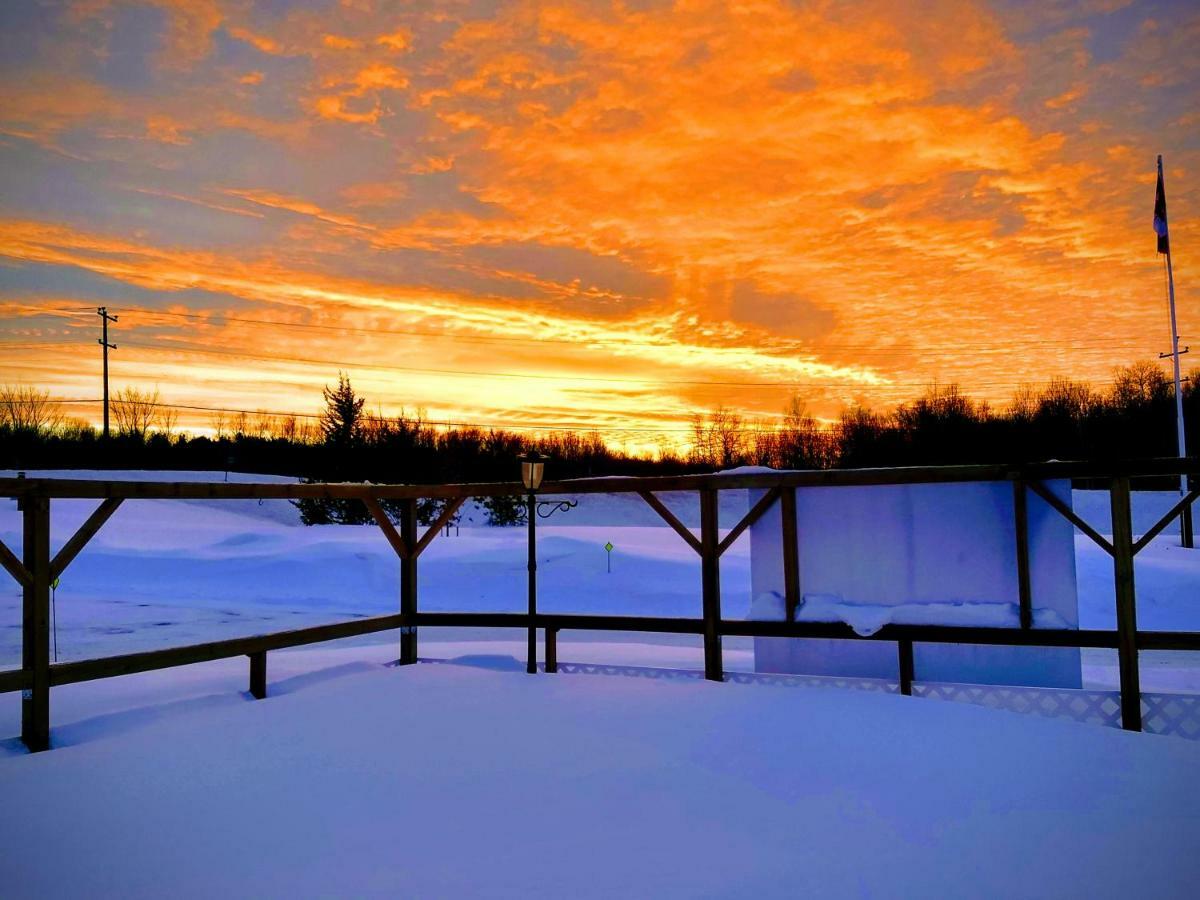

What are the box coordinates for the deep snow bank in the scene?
[0,658,1197,898]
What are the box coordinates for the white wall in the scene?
[749,479,1082,688]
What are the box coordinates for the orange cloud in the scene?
[323,34,361,50]
[3,0,1197,446]
[227,26,286,56]
[376,29,413,52]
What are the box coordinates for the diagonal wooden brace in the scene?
[1133,488,1200,555]
[0,536,32,589]
[49,498,123,582]
[1028,481,1113,555]
[718,487,781,557]
[414,497,466,558]
[363,497,410,559]
[638,490,702,555]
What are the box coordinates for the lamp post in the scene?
[518,452,576,673]
[519,452,545,674]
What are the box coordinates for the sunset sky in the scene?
[1,0,1197,452]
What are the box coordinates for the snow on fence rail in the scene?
[2,460,1200,752]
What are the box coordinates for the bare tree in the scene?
[1110,361,1171,407]
[688,405,748,467]
[296,418,318,443]
[1037,378,1097,421]
[111,387,159,439]
[0,385,62,434]
[768,394,836,468]
[277,414,299,442]
[251,410,276,439]
[1009,384,1038,423]
[59,417,96,439]
[155,403,179,439]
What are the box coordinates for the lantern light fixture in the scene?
[519,451,547,492]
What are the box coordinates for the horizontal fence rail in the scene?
[3,458,1200,751]
[4,456,1200,500]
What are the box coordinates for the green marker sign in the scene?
[604,542,614,573]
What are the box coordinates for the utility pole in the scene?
[1155,155,1192,547]
[97,307,118,438]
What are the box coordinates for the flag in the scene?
[1155,157,1170,255]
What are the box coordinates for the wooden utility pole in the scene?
[97,307,118,437]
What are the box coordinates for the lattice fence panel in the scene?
[724,670,900,693]
[1142,693,1200,740]
[422,657,1200,739]
[914,682,1124,728]
[555,662,704,681]
[554,662,900,692]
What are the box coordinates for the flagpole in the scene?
[1159,155,1192,547]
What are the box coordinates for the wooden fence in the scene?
[2,459,1200,752]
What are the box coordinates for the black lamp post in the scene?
[519,452,545,674]
[518,452,576,674]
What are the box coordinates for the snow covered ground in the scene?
[0,652,1197,898]
[2,471,1198,896]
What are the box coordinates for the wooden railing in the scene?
[3,459,1200,752]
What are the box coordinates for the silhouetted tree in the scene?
[0,385,62,434]
[320,373,365,448]
[111,387,159,440]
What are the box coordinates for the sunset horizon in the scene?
[2,0,1197,454]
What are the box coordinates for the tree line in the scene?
[687,361,1200,470]
[3,361,1198,498]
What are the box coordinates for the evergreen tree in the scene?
[320,373,365,448]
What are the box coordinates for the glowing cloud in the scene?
[0,0,1196,450]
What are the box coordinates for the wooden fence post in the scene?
[22,491,50,752]
[781,487,800,622]
[1013,480,1032,630]
[700,488,723,682]
[545,627,557,673]
[898,640,914,696]
[248,651,267,699]
[399,498,418,665]
[1110,476,1142,731]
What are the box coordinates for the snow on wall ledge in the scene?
[749,478,1082,688]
